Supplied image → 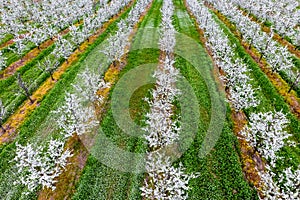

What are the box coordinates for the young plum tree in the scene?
[72,68,110,103]
[240,110,290,167]
[38,58,59,81]
[13,139,72,193]
[16,73,34,103]
[288,71,300,93]
[53,92,99,138]
[141,153,199,200]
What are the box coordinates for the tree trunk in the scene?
[248,41,252,50]
[288,73,300,93]
[0,124,5,132]
[259,54,263,62]
[50,72,55,81]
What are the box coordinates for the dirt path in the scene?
[0,37,14,50]
[0,1,135,145]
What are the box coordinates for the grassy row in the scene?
[0,41,36,68]
[71,0,162,198]
[211,12,300,173]
[0,34,13,47]
[0,4,136,199]
[0,45,58,122]
[172,0,258,199]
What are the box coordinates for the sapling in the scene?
[38,58,59,81]
[288,72,300,93]
[16,73,34,103]
[239,110,290,167]
[13,139,72,192]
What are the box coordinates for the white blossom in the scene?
[72,68,110,103]
[13,139,72,192]
[141,1,197,199]
[141,153,199,200]
[239,110,290,167]
[0,50,7,71]
[52,92,99,138]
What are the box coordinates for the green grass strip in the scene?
[72,1,162,199]
[0,4,136,199]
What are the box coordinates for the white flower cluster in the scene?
[13,140,72,193]
[0,50,7,71]
[258,164,300,200]
[68,0,132,49]
[102,0,153,64]
[240,111,290,167]
[143,57,181,149]
[53,0,132,62]
[206,0,296,75]
[187,0,260,112]
[229,0,300,47]
[72,68,110,103]
[159,0,176,54]
[52,92,99,138]
[141,152,198,199]
[141,1,197,199]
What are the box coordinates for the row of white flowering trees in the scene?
[0,0,99,70]
[0,0,131,71]
[0,0,132,129]
[205,0,299,91]
[102,0,154,65]
[11,0,154,196]
[140,0,198,199]
[229,0,300,48]
[186,0,299,199]
[13,68,107,194]
[187,1,260,112]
